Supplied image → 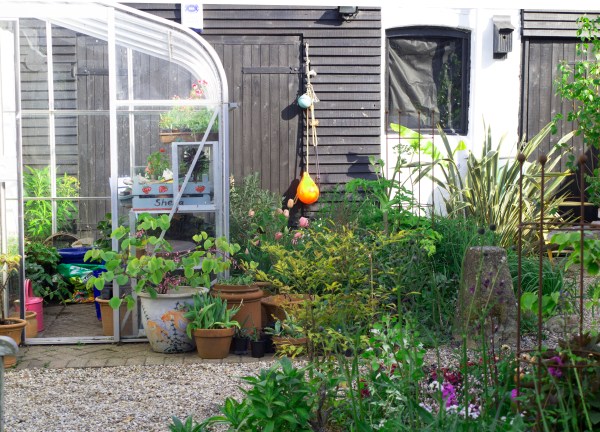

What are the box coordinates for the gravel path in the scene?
[4,362,275,432]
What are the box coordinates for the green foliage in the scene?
[168,416,206,432]
[345,155,418,233]
[229,173,287,271]
[202,357,316,431]
[259,223,374,296]
[183,291,240,336]
[0,253,21,322]
[145,148,170,180]
[517,333,600,431]
[551,231,600,275]
[506,248,565,296]
[416,123,574,249]
[159,108,218,135]
[93,213,113,251]
[159,80,218,134]
[521,291,560,319]
[24,241,70,302]
[23,166,80,241]
[263,312,304,339]
[85,213,239,309]
[216,273,254,286]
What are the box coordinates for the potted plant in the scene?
[85,213,239,353]
[184,291,241,359]
[231,326,250,355]
[158,79,218,143]
[249,327,266,358]
[0,253,27,367]
[212,270,264,333]
[263,312,307,357]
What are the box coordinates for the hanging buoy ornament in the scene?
[297,172,320,204]
[297,93,313,109]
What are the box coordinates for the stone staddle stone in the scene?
[453,246,517,349]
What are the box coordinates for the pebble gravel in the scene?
[4,362,275,432]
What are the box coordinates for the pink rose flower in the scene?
[299,217,309,228]
[283,209,289,218]
[274,232,283,241]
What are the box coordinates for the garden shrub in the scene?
[202,357,317,431]
[229,172,287,271]
[416,123,574,250]
[24,241,70,302]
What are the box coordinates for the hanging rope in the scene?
[296,43,321,205]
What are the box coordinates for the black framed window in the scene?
[386,27,470,134]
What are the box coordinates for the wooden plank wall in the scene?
[522,10,600,37]
[131,4,382,194]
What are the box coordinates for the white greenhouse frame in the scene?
[0,1,231,345]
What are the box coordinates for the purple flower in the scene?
[548,367,563,378]
[442,382,458,406]
[510,388,518,400]
[548,356,564,378]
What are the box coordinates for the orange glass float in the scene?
[297,172,319,204]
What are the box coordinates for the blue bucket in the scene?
[58,247,92,264]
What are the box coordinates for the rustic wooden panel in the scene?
[522,10,600,37]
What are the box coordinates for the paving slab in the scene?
[13,342,275,369]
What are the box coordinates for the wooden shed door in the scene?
[203,35,302,196]
[521,38,584,161]
[521,37,597,220]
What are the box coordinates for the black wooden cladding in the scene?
[132,3,381,199]
[522,10,600,37]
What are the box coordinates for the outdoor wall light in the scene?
[338,6,358,22]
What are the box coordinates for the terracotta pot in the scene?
[212,284,264,331]
[139,286,207,353]
[0,318,27,368]
[261,294,311,323]
[95,297,135,337]
[253,283,274,327]
[10,311,37,339]
[192,327,235,359]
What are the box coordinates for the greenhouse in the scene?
[0,0,231,343]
